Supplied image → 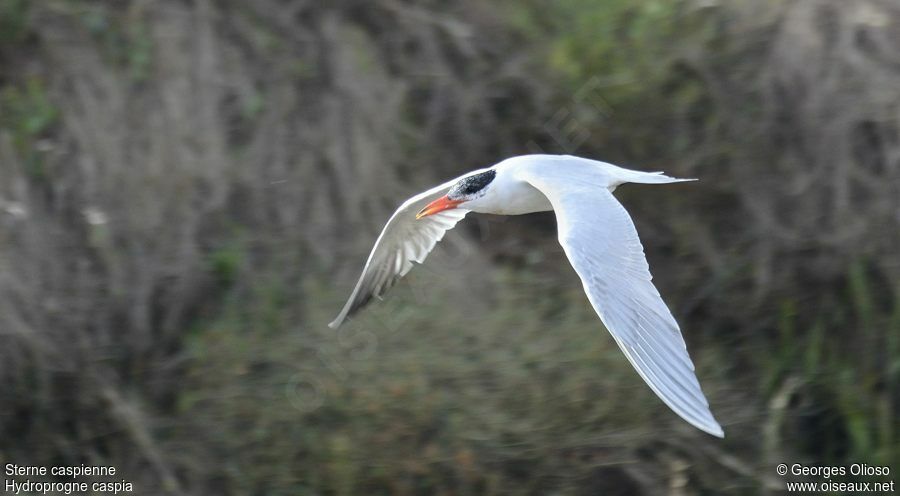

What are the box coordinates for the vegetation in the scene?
[1,0,897,494]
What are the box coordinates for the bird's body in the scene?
[330,154,724,438]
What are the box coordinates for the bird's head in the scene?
[416,169,496,219]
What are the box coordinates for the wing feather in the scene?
[329,177,470,329]
[519,166,724,437]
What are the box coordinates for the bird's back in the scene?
[502,155,694,193]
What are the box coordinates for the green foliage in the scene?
[545,0,687,87]
[511,0,724,162]
[0,0,29,43]
[77,3,153,81]
[758,260,898,468]
[0,78,58,178]
[0,79,58,144]
[207,241,245,287]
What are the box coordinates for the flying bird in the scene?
[330,154,723,437]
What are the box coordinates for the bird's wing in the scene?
[519,167,723,437]
[329,178,470,329]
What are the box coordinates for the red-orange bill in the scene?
[416,195,464,219]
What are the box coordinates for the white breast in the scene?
[465,162,553,216]
[491,177,553,215]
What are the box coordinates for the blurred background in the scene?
[1,0,898,494]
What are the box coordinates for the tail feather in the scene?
[613,169,697,186]
[561,155,697,186]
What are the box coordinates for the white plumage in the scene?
[330,154,723,437]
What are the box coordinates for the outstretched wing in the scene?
[519,166,723,437]
[329,178,470,329]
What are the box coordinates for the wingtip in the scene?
[693,416,724,438]
[705,423,725,438]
